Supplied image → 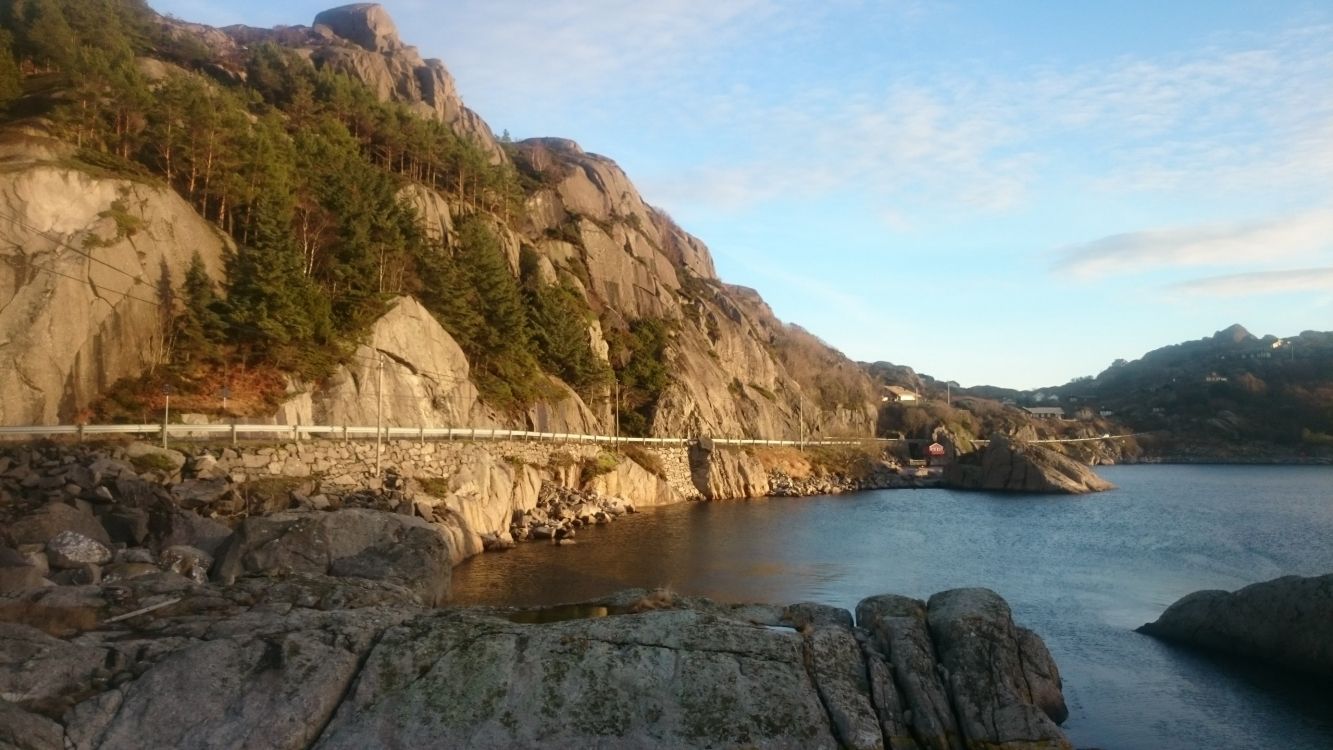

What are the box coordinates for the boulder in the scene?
[0,546,46,594]
[45,531,112,569]
[99,507,150,547]
[0,698,65,750]
[212,509,452,606]
[159,545,213,584]
[943,435,1113,494]
[171,477,231,510]
[122,442,187,473]
[151,508,232,557]
[0,622,110,717]
[1138,573,1333,678]
[926,589,1070,749]
[9,503,111,547]
[314,3,403,53]
[313,607,839,749]
[856,594,964,750]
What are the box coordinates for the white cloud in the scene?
[1168,267,1333,297]
[1054,209,1333,278]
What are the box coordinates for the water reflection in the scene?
[451,465,1333,750]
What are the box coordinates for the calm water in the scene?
[451,465,1333,749]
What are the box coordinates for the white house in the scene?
[883,386,919,404]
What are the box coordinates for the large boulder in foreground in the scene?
[1138,573,1333,678]
[212,508,452,606]
[943,435,1114,494]
[0,579,1071,750]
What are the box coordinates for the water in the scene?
[450,465,1333,749]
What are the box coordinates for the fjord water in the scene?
[451,465,1333,749]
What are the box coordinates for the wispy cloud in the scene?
[1054,209,1333,278]
[1168,267,1333,297]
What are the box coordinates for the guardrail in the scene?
[0,423,899,449]
[0,424,1144,448]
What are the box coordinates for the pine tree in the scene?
[0,29,20,106]
[174,252,224,366]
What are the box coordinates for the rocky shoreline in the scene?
[1,568,1074,749]
[0,439,948,601]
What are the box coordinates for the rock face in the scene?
[586,454,684,507]
[926,589,1070,748]
[0,155,228,425]
[212,508,453,606]
[1138,573,1333,678]
[312,296,497,428]
[943,435,1114,494]
[4,4,886,443]
[689,441,771,500]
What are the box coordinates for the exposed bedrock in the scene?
[0,577,1072,750]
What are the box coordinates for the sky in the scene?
[152,0,1333,389]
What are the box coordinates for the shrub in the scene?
[579,451,619,484]
[621,445,665,478]
[129,453,177,474]
[417,476,451,497]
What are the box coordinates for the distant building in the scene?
[1025,406,1065,419]
[883,386,919,404]
[1099,409,1115,417]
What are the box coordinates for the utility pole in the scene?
[161,384,172,449]
[799,393,805,452]
[375,352,384,477]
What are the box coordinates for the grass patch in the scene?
[129,453,178,474]
[549,451,577,470]
[621,445,666,478]
[417,477,451,497]
[579,451,619,485]
[806,444,882,480]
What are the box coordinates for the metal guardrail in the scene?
[0,423,893,448]
[0,424,1144,448]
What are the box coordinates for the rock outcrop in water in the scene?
[943,435,1114,494]
[1138,573,1333,678]
[0,562,1073,750]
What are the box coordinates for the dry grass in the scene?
[750,446,813,479]
[620,445,666,478]
[628,587,677,613]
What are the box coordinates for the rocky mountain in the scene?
[0,2,879,439]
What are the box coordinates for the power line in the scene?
[0,206,154,288]
[19,259,161,307]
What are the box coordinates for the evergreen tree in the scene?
[0,29,20,106]
[17,0,76,71]
[174,252,224,366]
[520,247,610,396]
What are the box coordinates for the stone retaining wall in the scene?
[200,439,696,500]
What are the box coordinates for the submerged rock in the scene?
[943,435,1114,494]
[1138,573,1333,678]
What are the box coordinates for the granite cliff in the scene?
[0,2,879,441]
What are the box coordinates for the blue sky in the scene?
[154,0,1333,389]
